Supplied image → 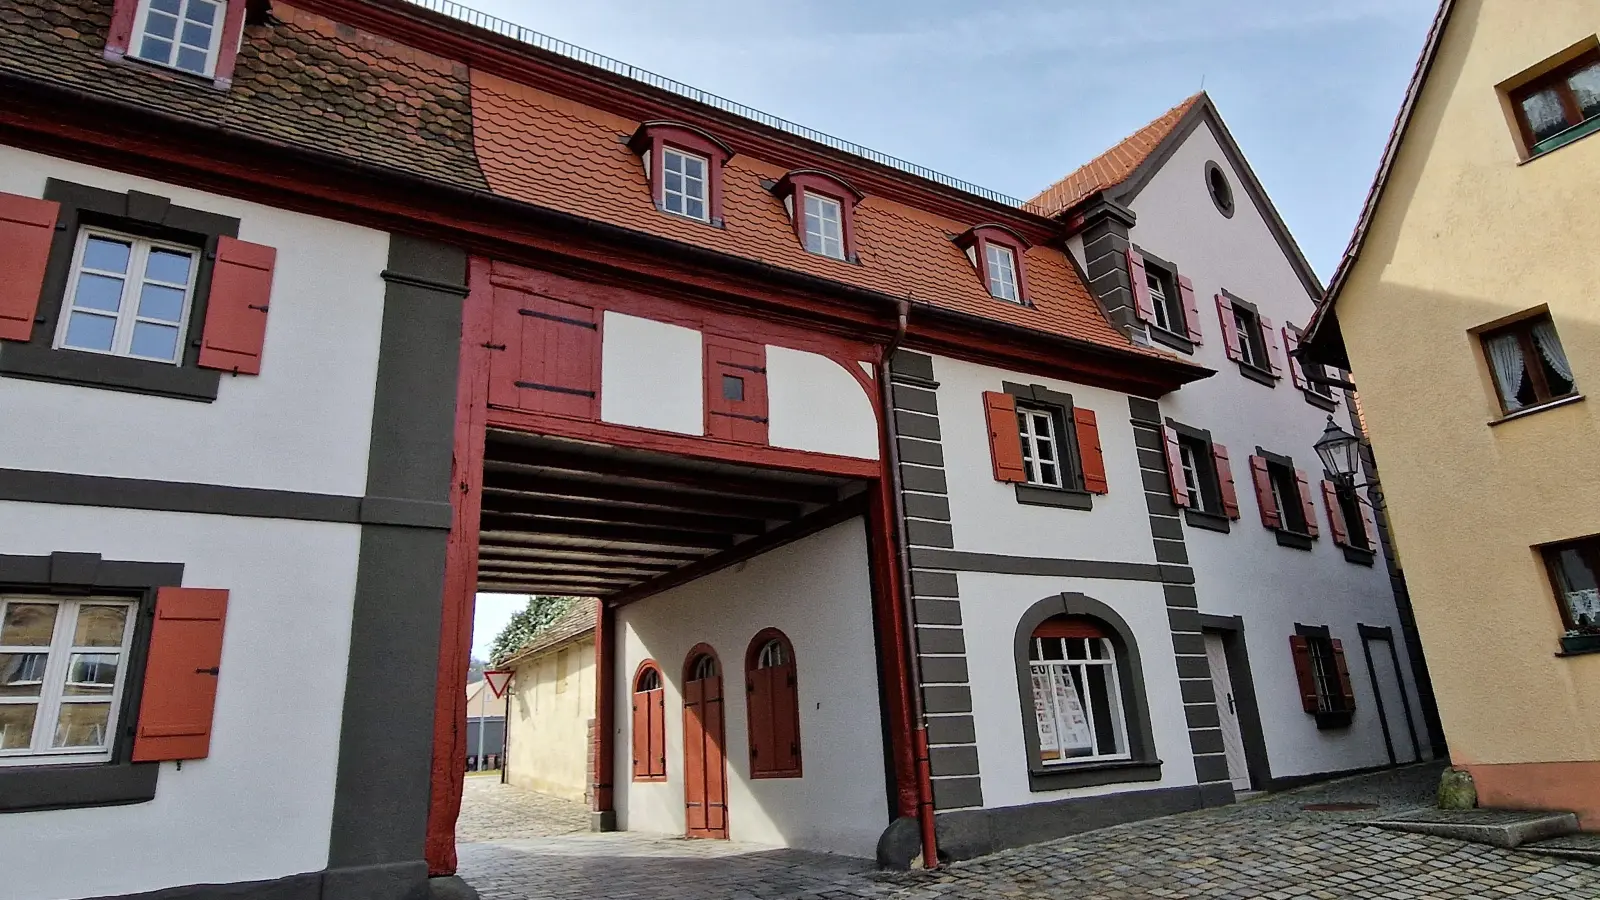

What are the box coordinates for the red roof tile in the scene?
[1028,93,1204,218]
[471,72,1139,353]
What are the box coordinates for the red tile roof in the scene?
[471,73,1139,353]
[499,600,597,666]
[1028,93,1205,218]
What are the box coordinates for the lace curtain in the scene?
[1485,333,1526,409]
[1532,319,1574,384]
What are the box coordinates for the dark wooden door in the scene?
[683,662,728,839]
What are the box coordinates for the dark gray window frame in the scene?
[1014,592,1162,791]
[1205,160,1236,218]
[0,179,240,402]
[1131,246,1194,355]
[1334,483,1376,565]
[1256,447,1314,550]
[0,551,183,812]
[1294,623,1353,730]
[1223,291,1276,388]
[1002,382,1092,511]
[1166,419,1229,534]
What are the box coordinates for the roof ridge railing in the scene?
[403,0,1048,215]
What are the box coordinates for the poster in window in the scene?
[1032,664,1094,761]
[1031,666,1059,760]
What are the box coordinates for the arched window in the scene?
[631,660,666,782]
[744,629,801,778]
[1028,617,1129,764]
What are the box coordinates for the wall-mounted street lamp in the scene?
[1313,415,1384,510]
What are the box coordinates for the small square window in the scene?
[985,243,1020,303]
[1481,313,1577,415]
[0,597,137,766]
[661,147,710,222]
[132,0,226,77]
[1510,50,1600,157]
[54,228,199,366]
[803,194,844,259]
[1016,404,1064,488]
[721,374,744,401]
[1541,538,1600,635]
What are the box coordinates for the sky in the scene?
[454,0,1439,279]
[465,1,1441,656]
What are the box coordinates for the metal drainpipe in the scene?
[878,297,940,868]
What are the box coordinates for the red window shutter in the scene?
[1177,275,1202,343]
[0,192,60,342]
[705,337,769,444]
[1295,469,1319,537]
[1260,315,1284,376]
[649,688,666,777]
[1161,426,1190,508]
[684,679,706,832]
[1073,407,1108,494]
[1289,635,1318,713]
[103,0,138,59]
[1212,443,1240,520]
[1331,639,1357,711]
[1321,480,1349,547]
[747,667,775,775]
[1215,293,1241,361]
[631,692,650,780]
[488,287,600,419]
[702,678,727,831]
[1359,501,1378,553]
[1125,248,1155,324]
[198,237,275,375]
[1249,455,1280,529]
[1282,326,1306,389]
[773,664,800,774]
[983,391,1027,484]
[132,588,228,762]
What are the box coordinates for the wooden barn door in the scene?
[683,650,729,839]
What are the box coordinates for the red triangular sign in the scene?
[484,670,513,699]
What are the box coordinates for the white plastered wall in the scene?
[0,145,388,497]
[1126,117,1431,776]
[506,635,596,803]
[613,519,887,857]
[600,312,703,435]
[0,501,360,900]
[766,346,878,460]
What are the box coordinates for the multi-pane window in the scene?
[756,639,788,668]
[802,194,844,259]
[1542,538,1600,634]
[55,229,197,365]
[1305,635,1347,715]
[1512,51,1600,156]
[134,0,225,76]
[1233,306,1265,369]
[1178,440,1210,513]
[1336,485,1370,551]
[661,148,709,221]
[1267,460,1308,533]
[1482,314,1576,414]
[1144,266,1185,335]
[1029,627,1128,764]
[0,597,137,765]
[985,244,1020,303]
[1016,404,1063,488]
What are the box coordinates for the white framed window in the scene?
[132,0,227,77]
[1029,634,1129,765]
[54,228,199,365]
[756,639,788,669]
[1233,308,1260,368]
[1,597,138,766]
[985,243,1019,302]
[803,193,844,259]
[662,147,709,221]
[1178,441,1209,513]
[1146,270,1171,332]
[1016,405,1063,488]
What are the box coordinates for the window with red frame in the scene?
[628,122,734,227]
[956,225,1031,305]
[630,662,666,781]
[772,170,862,262]
[105,0,250,87]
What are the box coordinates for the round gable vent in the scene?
[1206,160,1235,218]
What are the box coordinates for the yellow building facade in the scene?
[1305,0,1600,827]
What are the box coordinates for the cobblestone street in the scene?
[456,766,1600,899]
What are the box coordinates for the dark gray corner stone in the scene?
[1158,565,1196,585]
[1163,584,1199,608]
[48,551,101,587]
[1174,654,1212,680]
[929,745,981,778]
[922,684,973,714]
[1171,632,1207,656]
[1152,538,1190,565]
[934,808,995,861]
[1148,513,1184,541]
[1187,727,1226,756]
[388,234,469,288]
[919,655,970,685]
[427,875,481,900]
[1192,753,1234,785]
[1137,447,1169,472]
[1141,468,1176,496]
[911,569,960,598]
[890,350,936,382]
[901,492,951,522]
[1185,702,1221,730]
[1146,492,1180,518]
[1131,424,1165,454]
[1197,781,1237,809]
[899,465,948,495]
[931,776,984,810]
[591,810,617,832]
[876,816,923,870]
[1128,397,1162,424]
[897,437,945,468]
[322,861,430,900]
[914,598,963,626]
[891,383,939,415]
[925,714,977,746]
[905,519,955,549]
[1180,678,1217,705]
[916,626,967,655]
[896,410,942,441]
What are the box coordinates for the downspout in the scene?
[877,297,940,868]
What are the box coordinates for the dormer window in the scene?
[628,122,734,227]
[955,224,1032,305]
[104,0,248,88]
[772,170,862,262]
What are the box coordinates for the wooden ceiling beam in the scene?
[479,514,738,550]
[482,444,842,504]
[480,492,768,535]
[481,470,804,520]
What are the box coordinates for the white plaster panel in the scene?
[954,573,1195,810]
[1127,120,1428,778]
[0,501,359,900]
[614,520,886,857]
[766,346,879,460]
[932,355,1157,564]
[0,145,388,496]
[600,312,703,435]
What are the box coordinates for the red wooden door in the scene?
[683,655,728,839]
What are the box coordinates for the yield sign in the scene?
[484,670,513,699]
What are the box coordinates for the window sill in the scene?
[632,775,668,783]
[1314,710,1353,731]
[1274,529,1315,551]
[1015,484,1094,510]
[0,760,159,813]
[1301,389,1339,413]
[1236,361,1278,388]
[751,769,804,779]
[1519,116,1600,164]
[0,342,220,402]
[1183,508,1231,534]
[1147,325,1195,355]
[1557,633,1600,656]
[1488,393,1584,426]
[653,203,724,229]
[1027,758,1162,792]
[1341,545,1376,566]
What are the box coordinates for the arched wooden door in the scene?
[682,646,728,839]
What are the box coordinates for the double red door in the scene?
[683,661,728,839]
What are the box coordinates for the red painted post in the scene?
[590,599,616,827]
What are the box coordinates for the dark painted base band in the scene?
[76,861,471,900]
[934,783,1229,861]
[1264,762,1398,793]
[591,810,618,831]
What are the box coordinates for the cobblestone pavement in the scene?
[456,776,590,843]
[456,765,1600,899]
